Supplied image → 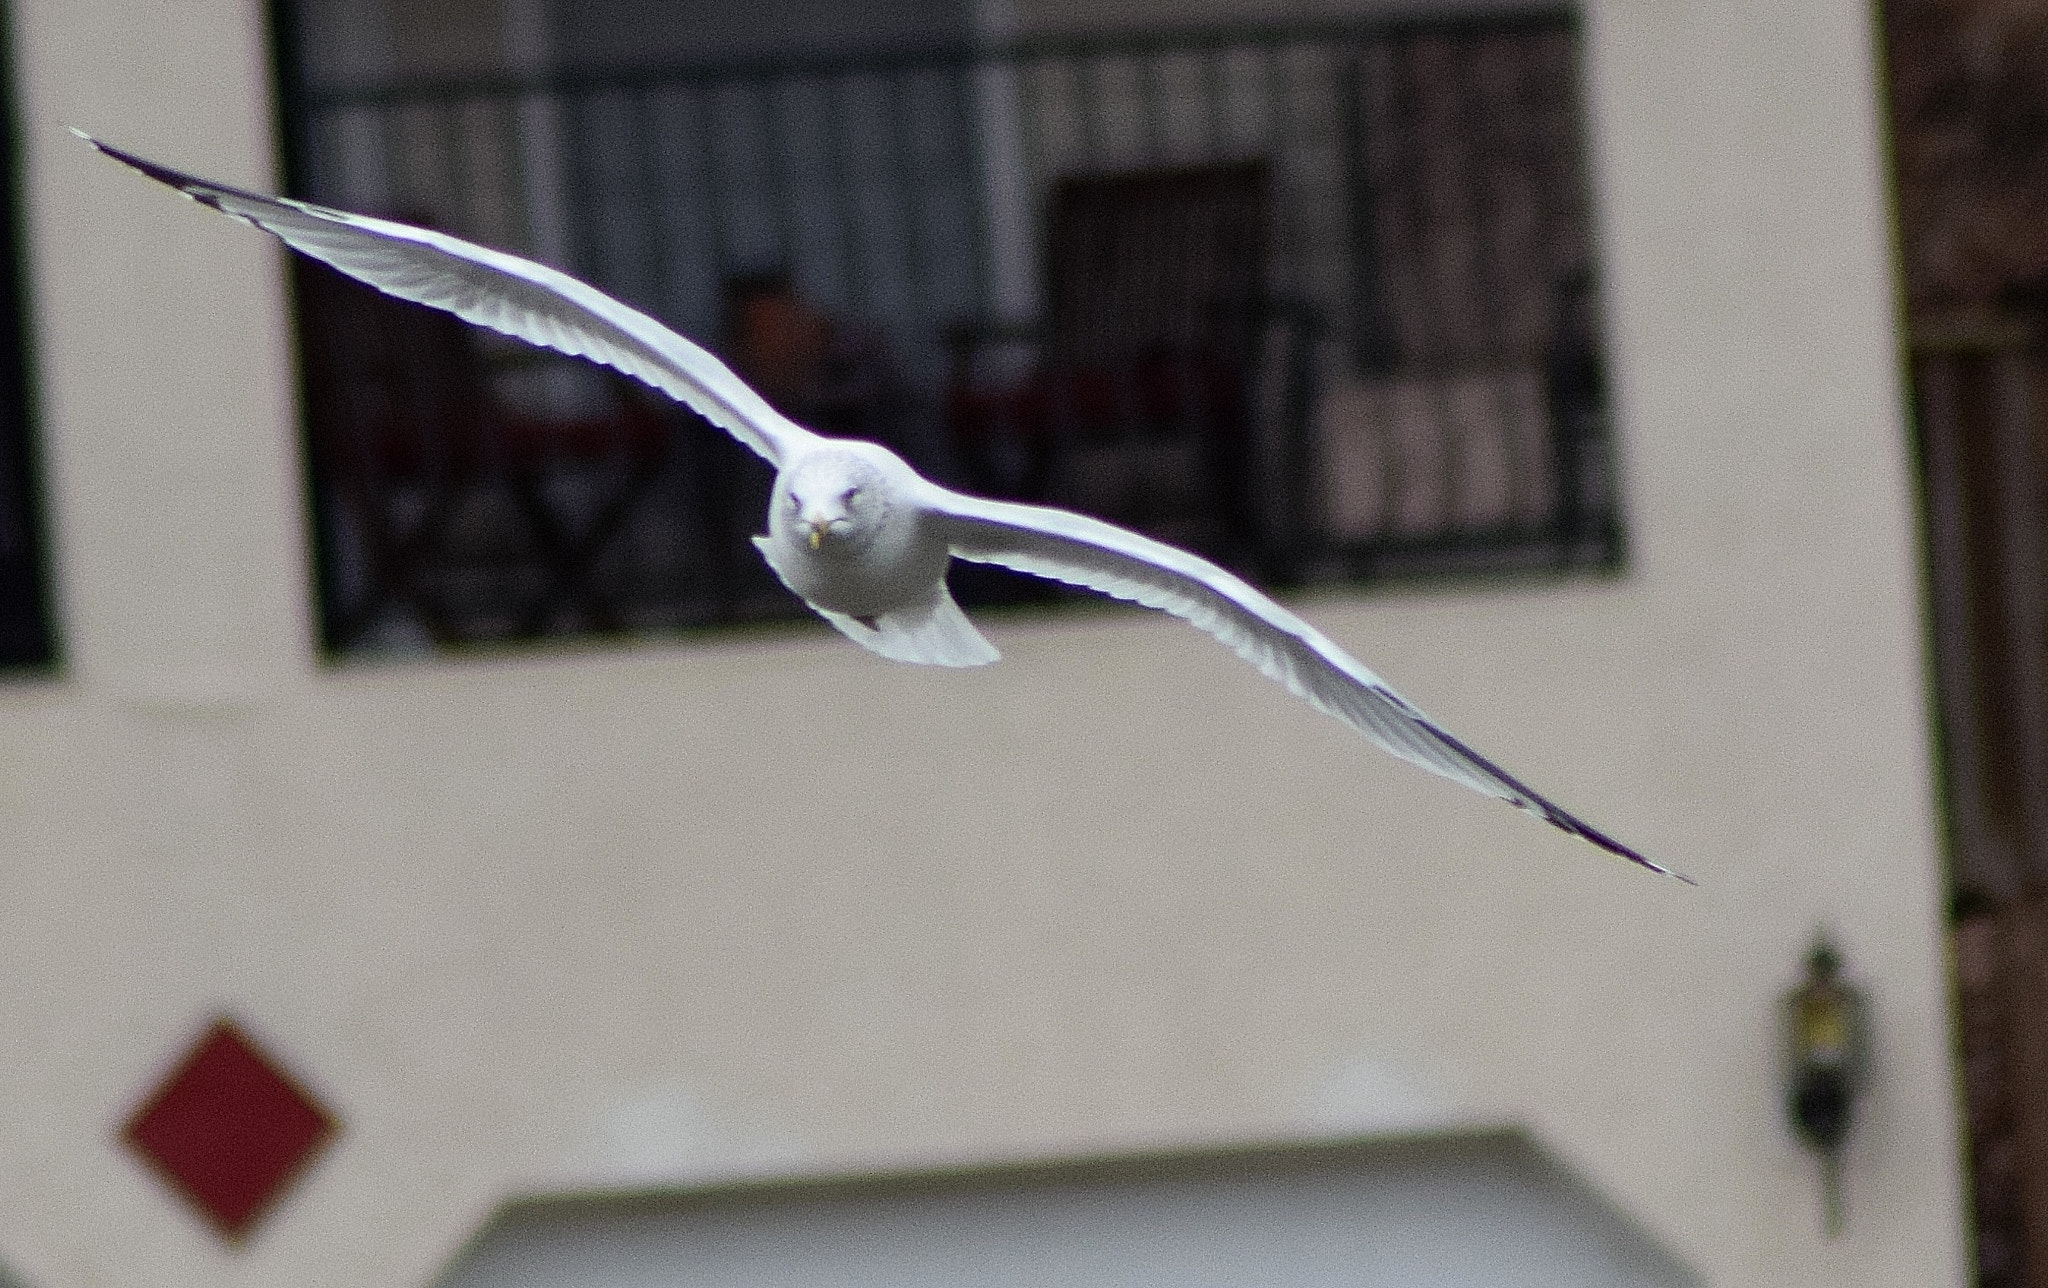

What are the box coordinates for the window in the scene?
[0,0,50,669]
[271,2,1619,655]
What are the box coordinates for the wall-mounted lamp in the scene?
[1782,933,1869,1237]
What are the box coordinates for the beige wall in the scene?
[0,0,1965,1286]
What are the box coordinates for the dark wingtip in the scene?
[75,130,150,175]
[75,130,229,211]
[1543,805,1695,885]
[1405,706,1695,885]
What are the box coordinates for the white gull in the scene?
[83,132,1686,882]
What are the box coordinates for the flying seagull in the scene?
[82,132,1686,882]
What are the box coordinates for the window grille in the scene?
[271,9,1619,654]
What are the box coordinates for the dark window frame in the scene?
[0,0,55,671]
[267,4,1624,658]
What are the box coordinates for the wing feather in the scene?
[926,486,1686,881]
[81,132,814,467]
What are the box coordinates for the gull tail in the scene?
[814,584,1000,668]
[749,537,998,667]
[831,601,999,668]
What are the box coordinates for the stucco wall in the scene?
[0,0,1965,1286]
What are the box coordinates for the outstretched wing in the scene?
[924,484,1686,881]
[81,132,817,468]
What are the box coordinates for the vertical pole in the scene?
[1340,41,1398,376]
[2001,903,2048,1286]
[504,0,573,268]
[1820,1150,1844,1238]
[1915,345,2017,896]
[1988,348,2048,888]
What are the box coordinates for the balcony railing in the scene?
[275,11,1619,654]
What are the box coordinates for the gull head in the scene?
[757,442,951,620]
[778,452,889,552]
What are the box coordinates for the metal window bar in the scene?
[273,10,1620,654]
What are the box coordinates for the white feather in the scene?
[924,485,1686,880]
[78,131,813,468]
[815,594,1001,669]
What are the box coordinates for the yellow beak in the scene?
[808,521,826,550]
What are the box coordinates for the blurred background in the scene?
[0,0,2021,1283]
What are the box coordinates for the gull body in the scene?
[82,131,1686,881]
[757,441,999,664]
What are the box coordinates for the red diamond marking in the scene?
[122,1017,339,1242]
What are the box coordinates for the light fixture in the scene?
[1782,933,1868,1237]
